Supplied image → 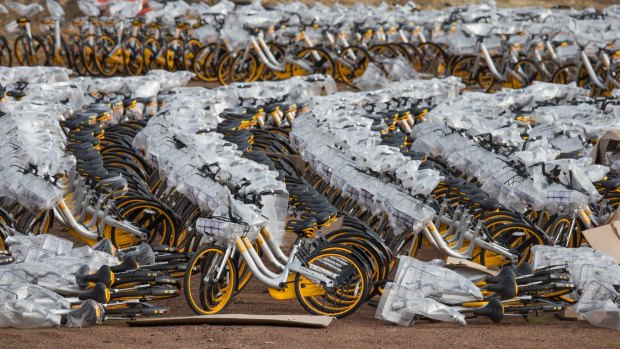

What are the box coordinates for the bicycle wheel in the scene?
[337,46,370,85]
[111,200,180,248]
[295,248,369,318]
[577,65,608,97]
[123,37,145,76]
[413,42,448,77]
[199,44,229,82]
[94,35,120,77]
[44,36,72,67]
[480,223,549,268]
[0,36,12,66]
[451,55,478,86]
[552,64,578,84]
[16,209,54,235]
[259,43,288,81]
[544,215,582,248]
[369,44,399,62]
[476,60,496,92]
[540,58,560,81]
[165,39,184,72]
[142,38,162,71]
[508,59,541,89]
[184,244,237,315]
[14,35,46,66]
[235,250,253,293]
[216,52,234,85]
[292,48,335,77]
[82,39,100,76]
[183,39,202,72]
[68,35,86,75]
[230,51,259,83]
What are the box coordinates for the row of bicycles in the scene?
[0,1,619,94]
[0,62,619,327]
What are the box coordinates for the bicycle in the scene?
[184,211,371,318]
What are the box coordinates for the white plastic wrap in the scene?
[376,282,466,326]
[575,280,620,330]
[531,246,616,271]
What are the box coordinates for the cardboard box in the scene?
[445,257,499,276]
[582,222,620,263]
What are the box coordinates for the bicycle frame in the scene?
[579,50,607,90]
[53,174,147,243]
[214,234,336,289]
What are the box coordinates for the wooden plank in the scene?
[127,314,334,328]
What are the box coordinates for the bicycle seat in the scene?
[472,198,500,211]
[457,183,479,191]
[67,142,96,152]
[473,297,504,323]
[6,90,26,99]
[77,265,114,289]
[110,256,139,273]
[63,300,103,327]
[301,211,331,226]
[264,105,279,114]
[299,197,329,206]
[443,177,464,187]
[598,178,620,191]
[61,116,92,130]
[73,153,101,162]
[485,266,516,284]
[286,218,317,238]
[78,282,110,304]
[485,272,517,299]
[69,133,100,145]
[96,175,128,198]
[515,262,533,277]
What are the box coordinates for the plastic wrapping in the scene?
[0,300,61,328]
[46,0,65,18]
[5,234,74,256]
[65,300,104,328]
[394,256,482,304]
[0,283,71,310]
[353,63,390,91]
[0,263,81,296]
[575,280,620,330]
[5,2,43,17]
[531,246,616,270]
[376,282,466,326]
[117,243,156,266]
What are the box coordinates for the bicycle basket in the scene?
[554,45,579,64]
[196,218,253,243]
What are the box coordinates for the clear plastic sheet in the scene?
[117,243,156,266]
[0,263,81,296]
[575,280,620,330]
[531,246,616,270]
[0,300,61,328]
[0,283,71,310]
[376,283,466,326]
[394,256,483,304]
